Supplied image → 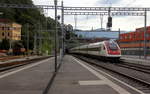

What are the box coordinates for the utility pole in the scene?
[34,33,37,54]
[9,40,12,55]
[144,9,147,59]
[100,15,103,29]
[61,1,64,57]
[37,23,42,55]
[26,24,29,56]
[54,0,58,72]
[40,24,42,55]
[107,7,112,31]
[138,29,141,59]
[118,28,120,45]
[74,14,77,30]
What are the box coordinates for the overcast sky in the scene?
[32,0,150,31]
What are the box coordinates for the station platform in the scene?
[0,57,55,94]
[0,55,144,94]
[121,55,150,66]
[49,55,143,94]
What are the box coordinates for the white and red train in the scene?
[70,40,121,61]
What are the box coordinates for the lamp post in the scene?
[27,23,29,56]
[61,1,64,57]
[54,0,58,72]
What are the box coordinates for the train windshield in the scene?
[108,41,118,50]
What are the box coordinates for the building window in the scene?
[8,32,10,36]
[126,35,130,39]
[14,27,16,30]
[120,36,123,40]
[133,33,136,39]
[129,35,132,39]
[2,32,4,36]
[2,27,5,30]
[6,27,10,30]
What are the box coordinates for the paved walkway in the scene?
[0,57,55,94]
[48,55,142,94]
[0,55,145,94]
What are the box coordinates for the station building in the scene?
[119,26,150,56]
[0,19,22,41]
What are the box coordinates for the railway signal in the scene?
[107,16,112,28]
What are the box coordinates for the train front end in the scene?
[105,41,121,59]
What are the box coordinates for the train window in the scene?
[108,42,118,50]
[103,45,105,50]
[2,27,5,30]
[99,47,101,51]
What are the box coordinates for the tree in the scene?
[0,39,10,50]
[0,0,60,54]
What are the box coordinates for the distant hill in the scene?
[74,28,131,39]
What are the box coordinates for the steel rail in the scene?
[116,62,150,74]
[0,56,51,72]
[73,55,150,87]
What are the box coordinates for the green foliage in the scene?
[0,0,59,54]
[0,39,10,50]
[40,31,54,55]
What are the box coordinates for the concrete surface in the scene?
[0,57,54,94]
[0,55,146,94]
[48,55,141,94]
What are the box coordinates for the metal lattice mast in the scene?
[144,9,147,59]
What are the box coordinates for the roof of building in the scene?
[0,19,11,23]
[0,19,21,25]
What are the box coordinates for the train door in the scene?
[100,44,107,56]
[99,44,103,56]
[99,45,101,55]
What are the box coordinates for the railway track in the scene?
[0,56,24,61]
[0,56,51,72]
[73,54,150,93]
[116,62,150,74]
